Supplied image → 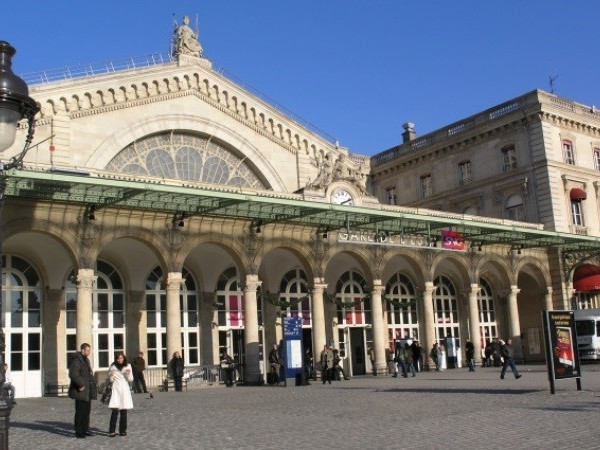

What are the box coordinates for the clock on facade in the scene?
[331,189,354,205]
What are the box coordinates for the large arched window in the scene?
[279,269,311,326]
[180,269,200,366]
[2,255,43,397]
[106,132,267,189]
[478,278,498,348]
[433,275,460,343]
[385,273,418,343]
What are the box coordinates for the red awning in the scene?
[573,264,600,292]
[570,188,587,201]
[574,275,600,292]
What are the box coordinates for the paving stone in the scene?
[9,363,600,449]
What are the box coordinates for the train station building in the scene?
[3,21,600,397]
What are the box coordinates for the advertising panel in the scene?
[543,310,581,380]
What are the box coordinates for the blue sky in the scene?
[4,1,600,156]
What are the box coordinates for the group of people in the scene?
[430,338,521,379]
[388,341,422,378]
[68,343,185,439]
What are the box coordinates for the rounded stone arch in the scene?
[324,247,374,286]
[93,227,170,274]
[515,257,551,291]
[3,218,80,289]
[258,247,314,294]
[431,252,471,289]
[475,254,512,290]
[177,231,246,274]
[86,114,286,192]
[256,238,315,283]
[380,249,427,288]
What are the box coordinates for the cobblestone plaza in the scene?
[10,364,600,449]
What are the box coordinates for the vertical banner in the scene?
[283,317,303,380]
[542,310,582,393]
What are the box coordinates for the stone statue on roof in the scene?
[307,151,367,193]
[173,16,203,58]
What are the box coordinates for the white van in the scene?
[574,309,600,361]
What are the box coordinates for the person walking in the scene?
[465,338,475,372]
[411,341,422,372]
[403,343,416,377]
[332,349,350,380]
[500,339,522,380]
[168,351,185,391]
[68,343,97,439]
[430,342,442,371]
[220,352,236,387]
[2,364,16,405]
[394,341,407,378]
[268,344,282,385]
[107,352,134,437]
[320,344,333,384]
[304,347,314,380]
[131,351,149,394]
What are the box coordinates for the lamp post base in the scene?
[0,398,11,450]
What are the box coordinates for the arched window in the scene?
[94,261,125,369]
[385,273,418,344]
[279,269,310,326]
[433,275,460,344]
[336,271,369,326]
[505,194,525,221]
[146,266,166,367]
[180,269,200,366]
[2,255,43,397]
[478,278,498,348]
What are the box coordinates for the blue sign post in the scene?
[283,317,303,384]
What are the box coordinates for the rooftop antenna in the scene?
[549,74,559,94]
[170,13,177,56]
[195,13,200,41]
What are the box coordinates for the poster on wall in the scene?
[542,310,581,381]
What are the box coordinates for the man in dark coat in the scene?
[465,338,475,372]
[500,339,522,380]
[68,343,97,439]
[168,352,185,391]
[131,351,149,394]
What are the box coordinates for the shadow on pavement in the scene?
[11,420,106,437]
[375,387,541,395]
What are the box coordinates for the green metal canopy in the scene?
[4,168,600,253]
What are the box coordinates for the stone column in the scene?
[43,289,64,385]
[165,272,183,359]
[468,283,482,365]
[565,282,575,310]
[126,291,145,357]
[370,281,387,375]
[422,281,436,370]
[544,287,553,311]
[76,269,96,363]
[311,279,328,361]
[507,285,523,359]
[243,274,262,385]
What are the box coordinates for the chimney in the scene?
[402,122,416,143]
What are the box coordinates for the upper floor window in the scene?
[505,194,525,221]
[563,140,575,165]
[385,187,397,205]
[570,188,587,227]
[420,173,432,198]
[502,144,517,172]
[458,160,472,185]
[593,148,600,171]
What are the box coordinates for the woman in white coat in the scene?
[108,352,133,437]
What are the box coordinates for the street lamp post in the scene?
[0,40,39,450]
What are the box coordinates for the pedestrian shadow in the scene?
[11,420,106,437]
[376,387,541,395]
[529,402,598,412]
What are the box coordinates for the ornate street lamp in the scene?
[0,40,39,450]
